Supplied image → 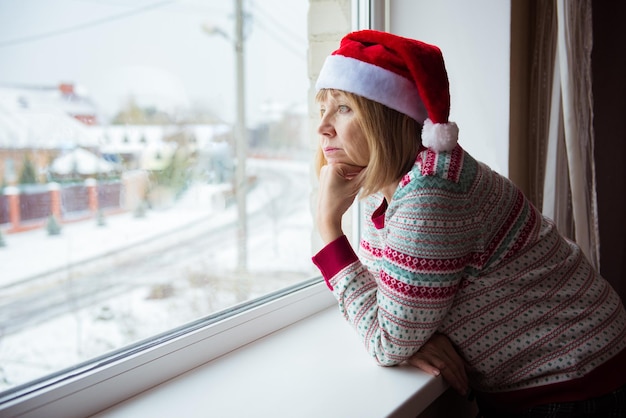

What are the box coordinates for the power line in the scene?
[253,19,305,60]
[75,0,227,17]
[0,0,175,49]
[248,2,306,60]
[249,1,305,45]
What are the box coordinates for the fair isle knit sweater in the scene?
[312,145,626,411]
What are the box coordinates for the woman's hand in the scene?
[408,334,469,396]
[316,163,364,243]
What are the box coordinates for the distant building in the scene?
[0,83,101,185]
[57,83,101,126]
[0,83,234,187]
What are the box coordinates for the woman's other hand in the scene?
[408,333,469,396]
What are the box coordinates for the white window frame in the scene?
[0,280,335,417]
[0,1,389,416]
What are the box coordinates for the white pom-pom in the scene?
[421,118,459,152]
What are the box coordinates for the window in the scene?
[0,0,316,402]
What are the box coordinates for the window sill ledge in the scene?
[94,306,447,418]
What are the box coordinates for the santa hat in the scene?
[315,30,458,152]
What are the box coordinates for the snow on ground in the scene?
[0,159,317,391]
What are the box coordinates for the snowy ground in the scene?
[0,159,317,392]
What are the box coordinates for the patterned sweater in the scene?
[312,145,626,411]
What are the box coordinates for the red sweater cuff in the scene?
[311,235,358,290]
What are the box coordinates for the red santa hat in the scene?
[315,30,458,152]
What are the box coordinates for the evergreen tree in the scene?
[46,215,62,235]
[19,155,38,185]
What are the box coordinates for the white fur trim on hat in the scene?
[316,55,428,123]
[421,118,459,152]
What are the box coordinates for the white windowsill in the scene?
[93,305,447,418]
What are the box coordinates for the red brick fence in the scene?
[0,180,122,233]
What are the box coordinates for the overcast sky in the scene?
[0,0,309,125]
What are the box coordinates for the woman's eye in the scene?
[337,105,350,113]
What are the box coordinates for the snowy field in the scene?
[0,159,317,392]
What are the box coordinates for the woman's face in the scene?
[317,92,369,168]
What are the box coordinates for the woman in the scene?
[311,30,626,417]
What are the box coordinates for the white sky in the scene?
[0,0,309,125]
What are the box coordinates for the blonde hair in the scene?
[315,89,423,197]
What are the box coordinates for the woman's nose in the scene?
[317,115,335,137]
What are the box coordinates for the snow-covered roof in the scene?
[0,85,232,153]
[0,85,100,149]
[50,147,118,175]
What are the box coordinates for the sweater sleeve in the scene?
[312,183,475,366]
[311,235,359,290]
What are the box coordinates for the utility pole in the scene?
[234,0,247,271]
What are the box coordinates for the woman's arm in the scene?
[314,192,470,366]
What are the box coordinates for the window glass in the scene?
[0,0,314,392]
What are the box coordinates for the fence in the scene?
[0,179,122,232]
